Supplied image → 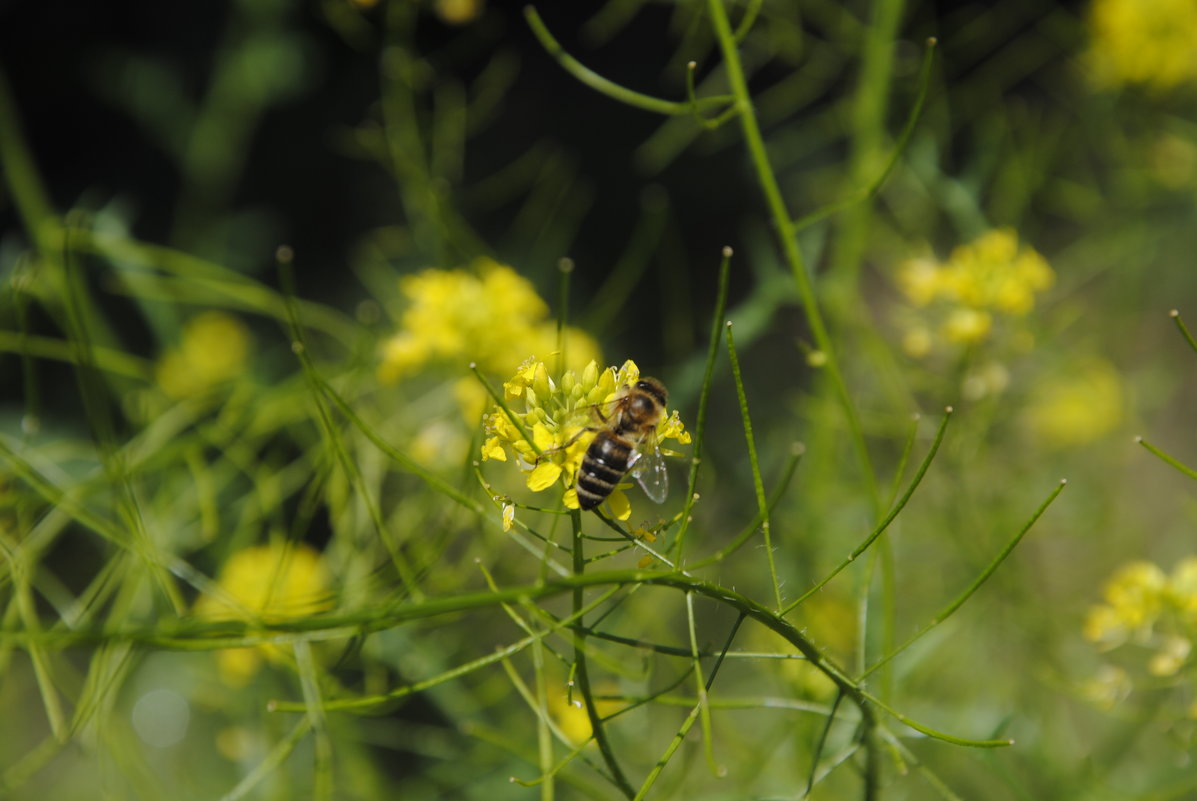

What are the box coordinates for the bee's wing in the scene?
[630,433,668,504]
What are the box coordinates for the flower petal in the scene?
[481,436,507,462]
[527,461,562,492]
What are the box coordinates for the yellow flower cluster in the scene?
[895,229,1054,357]
[156,311,251,399]
[480,359,689,523]
[1084,557,1197,681]
[1087,0,1197,90]
[1022,359,1123,447]
[378,258,601,384]
[194,543,333,686]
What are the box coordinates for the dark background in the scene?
[0,0,1082,310]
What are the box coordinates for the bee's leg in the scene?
[535,425,598,464]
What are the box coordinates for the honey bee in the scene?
[575,377,670,511]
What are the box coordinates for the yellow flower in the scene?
[1169,557,1197,624]
[435,0,485,25]
[1103,561,1167,626]
[896,257,944,306]
[1087,0,1197,90]
[1084,560,1167,646]
[194,543,332,686]
[481,359,688,520]
[1023,360,1123,448]
[1148,635,1191,676]
[156,311,251,399]
[942,308,993,344]
[1080,665,1131,710]
[942,229,1054,316]
[901,325,933,358]
[1086,556,1197,704]
[1150,134,1197,189]
[893,229,1053,355]
[377,258,601,385]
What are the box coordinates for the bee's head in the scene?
[635,377,668,408]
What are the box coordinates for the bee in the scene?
[575,377,670,511]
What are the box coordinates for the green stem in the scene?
[1135,436,1197,481]
[0,69,56,252]
[674,248,732,562]
[524,6,732,117]
[726,322,782,610]
[1170,309,1197,356]
[570,510,635,798]
[782,407,953,616]
[705,0,880,515]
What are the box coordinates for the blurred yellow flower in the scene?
[1023,360,1123,448]
[942,308,993,344]
[894,229,1053,356]
[435,0,484,25]
[1084,560,1167,646]
[1080,665,1132,710]
[1087,0,1197,89]
[547,681,623,745]
[1149,635,1192,676]
[480,358,689,521]
[1169,557,1197,628]
[194,543,332,686]
[156,311,251,399]
[1084,557,1197,702]
[377,258,600,385]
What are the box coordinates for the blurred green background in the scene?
[1,0,1196,799]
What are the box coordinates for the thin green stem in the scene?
[732,0,764,42]
[555,257,573,379]
[793,37,938,233]
[685,592,720,777]
[472,364,543,458]
[861,479,1067,680]
[1170,309,1197,356]
[524,6,732,117]
[633,611,741,800]
[726,322,782,610]
[0,69,56,251]
[783,407,953,616]
[674,247,732,562]
[705,0,880,516]
[861,689,1013,748]
[278,253,423,602]
[689,443,804,570]
[216,718,313,801]
[1135,436,1197,481]
[570,509,634,799]
[60,219,185,615]
[294,641,333,801]
[887,414,922,508]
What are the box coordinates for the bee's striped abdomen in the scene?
[576,433,632,510]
